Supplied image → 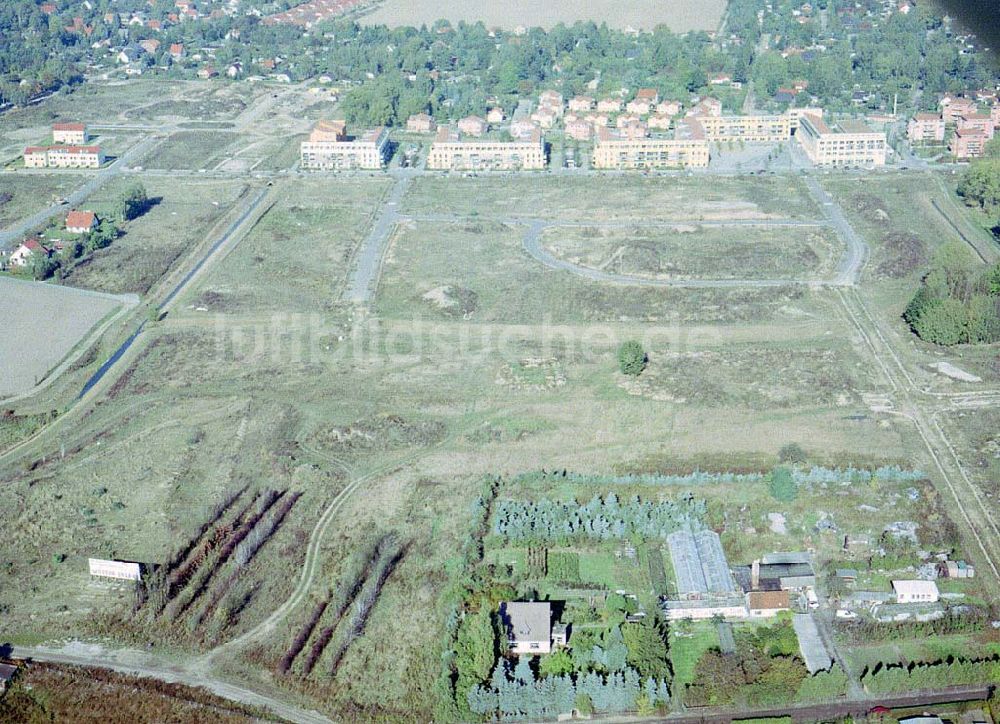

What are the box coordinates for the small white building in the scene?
[892,579,939,604]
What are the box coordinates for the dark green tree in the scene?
[617,341,647,376]
[118,184,149,222]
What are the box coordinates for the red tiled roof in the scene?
[66,210,97,229]
[53,122,86,131]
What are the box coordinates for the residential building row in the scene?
[426,126,546,171]
[23,144,104,169]
[796,114,888,167]
[299,123,390,170]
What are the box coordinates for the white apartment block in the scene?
[427,126,546,171]
[300,126,390,170]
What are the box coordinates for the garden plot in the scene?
[0,277,123,398]
[540,223,840,281]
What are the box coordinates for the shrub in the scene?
[768,466,797,502]
[617,341,647,376]
[778,443,807,464]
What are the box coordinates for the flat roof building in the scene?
[427,126,546,171]
[300,124,389,170]
[689,114,793,142]
[592,127,709,170]
[796,114,886,167]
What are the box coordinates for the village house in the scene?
[941,97,978,124]
[406,113,436,133]
[597,97,622,114]
[117,45,144,64]
[538,90,564,114]
[907,113,945,143]
[625,98,651,116]
[568,96,595,113]
[66,210,98,234]
[457,115,487,137]
[499,601,565,655]
[169,43,185,59]
[530,107,558,129]
[584,113,610,127]
[687,97,722,117]
[510,119,539,139]
[139,38,160,55]
[747,590,791,617]
[486,107,505,124]
[615,113,643,129]
[52,122,88,145]
[656,100,682,116]
[620,120,648,140]
[647,113,672,131]
[892,580,939,604]
[709,73,733,86]
[938,559,975,579]
[565,119,592,141]
[9,239,49,267]
[635,88,659,104]
[197,66,218,79]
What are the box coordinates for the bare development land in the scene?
[0,79,998,721]
[362,0,726,32]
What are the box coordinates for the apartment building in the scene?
[941,97,978,124]
[568,96,594,113]
[796,114,886,167]
[950,127,989,159]
[592,127,709,170]
[52,122,88,144]
[690,114,793,142]
[957,113,995,139]
[23,145,104,168]
[299,124,389,170]
[427,126,546,171]
[907,113,945,142]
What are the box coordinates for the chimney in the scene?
[751,559,760,590]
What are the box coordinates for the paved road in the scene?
[9,645,333,724]
[343,174,410,304]
[803,175,868,286]
[0,135,161,251]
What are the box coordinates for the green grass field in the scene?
[0,174,88,228]
[402,174,821,222]
[59,177,251,295]
[540,223,840,281]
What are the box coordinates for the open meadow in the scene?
[361,0,727,32]
[402,174,820,222]
[0,174,88,228]
[0,166,994,719]
[59,177,252,295]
